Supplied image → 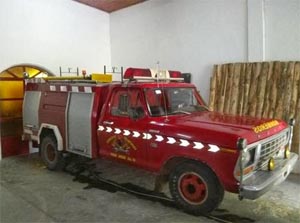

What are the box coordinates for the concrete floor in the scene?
[1,154,299,223]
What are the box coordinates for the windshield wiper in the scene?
[170,110,191,115]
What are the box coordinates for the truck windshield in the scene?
[145,87,207,116]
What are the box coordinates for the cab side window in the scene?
[110,88,145,119]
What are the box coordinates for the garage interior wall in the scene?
[264,0,300,60]
[0,0,299,100]
[0,0,111,75]
[110,0,300,102]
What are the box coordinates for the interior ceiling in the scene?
[74,0,147,13]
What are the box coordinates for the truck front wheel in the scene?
[41,135,65,171]
[169,161,224,215]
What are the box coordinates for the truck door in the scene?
[98,87,149,168]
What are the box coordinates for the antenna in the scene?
[155,61,169,122]
[156,61,160,82]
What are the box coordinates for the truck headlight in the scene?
[241,148,256,168]
[234,145,257,179]
[242,150,251,167]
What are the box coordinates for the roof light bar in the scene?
[124,67,183,81]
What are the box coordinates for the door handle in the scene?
[103,121,114,125]
[149,129,160,134]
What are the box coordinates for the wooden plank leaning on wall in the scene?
[209,61,300,155]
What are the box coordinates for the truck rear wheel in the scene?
[169,161,224,215]
[41,135,65,171]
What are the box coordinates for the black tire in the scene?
[40,135,65,171]
[169,161,224,215]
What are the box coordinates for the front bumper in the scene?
[240,152,298,200]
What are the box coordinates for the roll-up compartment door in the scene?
[67,92,94,157]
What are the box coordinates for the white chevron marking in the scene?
[179,139,190,147]
[114,128,121,134]
[155,135,164,142]
[133,131,140,138]
[167,137,176,144]
[123,130,130,136]
[143,133,152,140]
[106,127,112,133]
[98,125,104,131]
[193,142,204,149]
[208,144,220,152]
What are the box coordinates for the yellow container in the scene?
[91,73,112,83]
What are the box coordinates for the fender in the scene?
[38,123,64,151]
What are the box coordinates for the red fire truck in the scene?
[22,67,298,214]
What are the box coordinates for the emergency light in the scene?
[124,68,183,81]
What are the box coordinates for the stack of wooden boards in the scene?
[209,61,300,154]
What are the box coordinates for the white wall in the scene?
[110,0,248,101]
[247,0,265,61]
[0,0,111,75]
[0,0,298,98]
[110,0,300,102]
[265,0,300,60]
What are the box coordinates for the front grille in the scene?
[255,130,288,170]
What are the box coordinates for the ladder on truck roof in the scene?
[25,65,123,84]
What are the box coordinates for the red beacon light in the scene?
[124,67,183,81]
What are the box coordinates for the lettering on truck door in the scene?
[98,87,149,167]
